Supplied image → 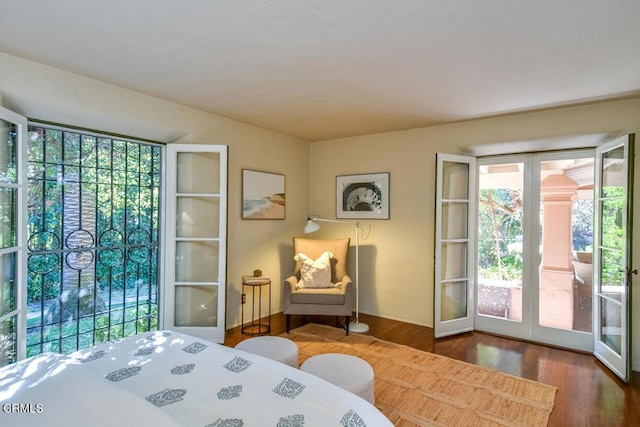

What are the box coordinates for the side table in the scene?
[241,276,271,335]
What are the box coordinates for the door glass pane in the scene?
[0,252,15,318]
[175,241,219,282]
[441,281,467,321]
[601,146,624,198]
[0,120,17,184]
[0,316,16,365]
[0,188,16,248]
[175,285,218,327]
[442,202,468,239]
[538,158,595,332]
[440,242,467,280]
[599,297,622,355]
[477,162,523,321]
[177,152,220,194]
[600,249,624,299]
[601,200,624,248]
[176,197,220,238]
[442,161,469,199]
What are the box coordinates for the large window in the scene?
[25,125,161,356]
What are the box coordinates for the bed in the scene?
[0,330,392,426]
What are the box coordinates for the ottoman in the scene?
[234,336,299,368]
[300,353,375,403]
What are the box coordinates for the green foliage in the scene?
[478,189,523,281]
[600,186,625,285]
[479,263,523,281]
[26,304,158,357]
[26,127,160,302]
[572,199,594,251]
[479,185,602,283]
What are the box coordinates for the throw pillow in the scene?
[294,251,334,288]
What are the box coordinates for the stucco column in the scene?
[539,174,578,330]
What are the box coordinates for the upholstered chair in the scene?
[572,260,593,310]
[284,237,353,335]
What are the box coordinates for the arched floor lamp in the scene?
[304,215,371,333]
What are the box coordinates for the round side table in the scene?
[241,276,271,335]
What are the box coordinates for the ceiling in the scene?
[1,1,640,141]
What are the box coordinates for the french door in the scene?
[473,154,531,340]
[474,150,596,351]
[434,154,476,337]
[0,106,27,365]
[593,135,634,382]
[163,144,227,343]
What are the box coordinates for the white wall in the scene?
[310,97,640,371]
[0,52,310,330]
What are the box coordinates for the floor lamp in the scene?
[304,215,371,333]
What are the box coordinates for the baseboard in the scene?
[357,310,432,328]
[227,309,284,331]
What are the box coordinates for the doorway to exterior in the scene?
[475,150,595,351]
[435,135,634,381]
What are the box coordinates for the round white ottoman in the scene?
[234,336,299,368]
[300,353,375,403]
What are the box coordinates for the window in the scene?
[25,125,162,356]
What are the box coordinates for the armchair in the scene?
[572,260,593,310]
[284,237,353,335]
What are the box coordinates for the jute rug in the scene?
[282,323,557,426]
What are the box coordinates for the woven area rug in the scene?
[282,323,557,427]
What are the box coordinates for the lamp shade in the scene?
[304,219,321,234]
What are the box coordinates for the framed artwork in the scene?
[336,172,389,219]
[242,169,285,220]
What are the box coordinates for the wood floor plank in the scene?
[225,313,640,426]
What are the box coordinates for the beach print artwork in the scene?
[242,169,285,219]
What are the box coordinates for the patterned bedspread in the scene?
[0,330,392,426]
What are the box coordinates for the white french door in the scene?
[163,144,227,343]
[475,151,595,351]
[593,135,634,382]
[434,153,476,337]
[474,154,531,340]
[0,106,27,365]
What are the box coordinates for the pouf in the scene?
[300,353,375,403]
[234,336,299,368]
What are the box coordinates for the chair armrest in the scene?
[284,275,298,311]
[339,275,354,308]
[340,274,353,289]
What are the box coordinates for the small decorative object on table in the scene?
[242,275,272,335]
[253,269,262,277]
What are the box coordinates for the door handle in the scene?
[624,267,638,285]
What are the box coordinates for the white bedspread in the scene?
[0,330,392,426]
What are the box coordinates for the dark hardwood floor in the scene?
[225,313,640,427]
